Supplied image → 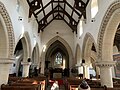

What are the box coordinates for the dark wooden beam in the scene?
[65,1,81,16]
[74,0,86,18]
[38,9,78,33]
[86,0,90,7]
[35,1,51,15]
[70,3,75,24]
[38,14,59,32]
[38,5,58,24]
[26,0,87,33]
[59,5,78,25]
[40,0,47,23]
[63,0,66,18]
[27,0,41,18]
[51,0,54,18]
[59,14,77,33]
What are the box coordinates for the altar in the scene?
[53,73,62,78]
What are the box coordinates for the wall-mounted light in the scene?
[18,16,23,21]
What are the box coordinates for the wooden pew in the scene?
[8,76,46,90]
[1,84,38,90]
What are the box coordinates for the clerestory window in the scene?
[91,0,98,18]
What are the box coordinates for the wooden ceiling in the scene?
[27,0,89,33]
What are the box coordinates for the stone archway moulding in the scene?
[31,43,39,66]
[40,36,73,73]
[82,33,97,63]
[75,44,82,65]
[0,1,15,58]
[17,32,31,62]
[98,0,120,60]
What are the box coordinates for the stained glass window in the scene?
[55,52,63,65]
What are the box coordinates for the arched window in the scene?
[77,19,83,37]
[91,0,98,18]
[55,52,63,65]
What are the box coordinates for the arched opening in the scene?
[97,1,120,87]
[45,40,69,78]
[41,36,73,76]
[82,33,97,79]
[0,1,15,85]
[13,33,30,77]
[30,43,40,77]
[13,39,23,76]
[74,44,82,77]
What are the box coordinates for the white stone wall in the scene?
[0,0,41,56]
[0,0,118,76]
[41,20,74,53]
[74,0,116,55]
[0,0,117,64]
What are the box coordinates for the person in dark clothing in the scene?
[34,67,38,76]
[78,80,90,90]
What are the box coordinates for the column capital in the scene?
[96,61,116,67]
[0,58,14,64]
[21,62,32,65]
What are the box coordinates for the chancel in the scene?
[0,0,120,90]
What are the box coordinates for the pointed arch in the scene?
[16,31,31,62]
[41,36,73,73]
[82,33,97,63]
[75,44,82,65]
[32,43,40,65]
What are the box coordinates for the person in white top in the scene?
[78,80,90,90]
[51,81,59,90]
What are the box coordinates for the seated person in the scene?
[51,81,59,90]
[78,80,90,90]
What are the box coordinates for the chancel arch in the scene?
[41,36,73,75]
[45,40,69,68]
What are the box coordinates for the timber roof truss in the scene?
[27,0,89,33]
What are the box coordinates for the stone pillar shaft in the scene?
[0,59,14,86]
[21,62,31,77]
[83,65,90,79]
[100,66,113,87]
[96,61,115,88]
[78,66,83,74]
[41,61,45,74]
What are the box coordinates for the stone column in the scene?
[96,66,100,79]
[83,65,90,79]
[21,62,32,77]
[96,61,115,88]
[0,58,14,86]
[41,60,45,74]
[78,66,83,74]
[76,63,83,74]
